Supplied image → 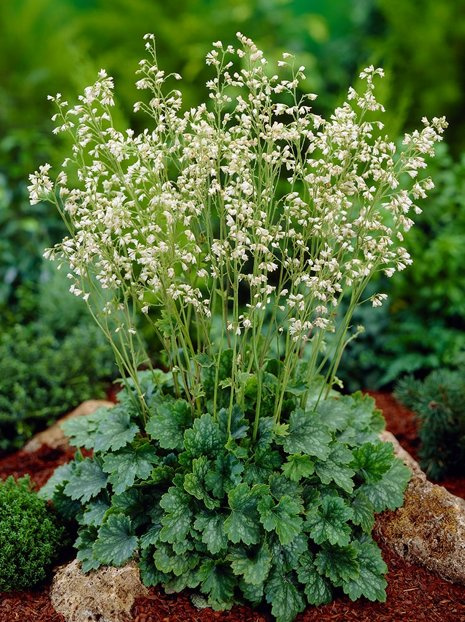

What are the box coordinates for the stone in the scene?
[51,560,148,622]
[376,430,465,585]
[23,400,114,452]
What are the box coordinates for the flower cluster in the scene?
[29,34,446,417]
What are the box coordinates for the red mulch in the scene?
[1,393,465,622]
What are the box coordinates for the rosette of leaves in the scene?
[41,364,410,622]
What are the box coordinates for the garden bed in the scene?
[0,394,464,622]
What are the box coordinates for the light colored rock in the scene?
[51,560,148,622]
[376,430,465,585]
[24,400,114,452]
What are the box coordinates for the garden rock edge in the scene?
[376,430,465,585]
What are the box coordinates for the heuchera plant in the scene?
[33,34,445,621]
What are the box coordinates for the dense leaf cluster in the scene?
[0,319,115,451]
[0,475,66,591]
[395,369,465,480]
[42,366,409,621]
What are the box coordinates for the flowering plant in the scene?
[33,35,444,620]
[29,33,445,429]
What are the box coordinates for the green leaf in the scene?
[315,544,359,586]
[343,538,387,602]
[93,514,138,566]
[228,543,272,585]
[111,488,150,529]
[270,533,308,572]
[61,413,97,449]
[154,543,199,576]
[258,494,303,545]
[64,459,108,503]
[352,441,395,483]
[244,448,282,485]
[282,454,315,482]
[255,417,274,448]
[240,579,264,605]
[81,498,110,527]
[102,444,158,494]
[280,409,332,460]
[193,511,228,555]
[351,492,375,533]
[359,458,410,513]
[269,473,302,499]
[265,570,306,622]
[306,495,353,546]
[224,483,261,545]
[198,560,235,611]
[38,462,74,500]
[61,408,109,449]
[315,444,355,494]
[76,527,100,573]
[146,398,192,450]
[315,398,352,432]
[159,486,192,544]
[205,451,243,498]
[139,547,166,587]
[184,456,220,510]
[184,414,224,458]
[92,407,139,452]
[139,523,161,550]
[296,554,333,605]
[218,405,249,440]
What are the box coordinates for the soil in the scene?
[1,393,464,622]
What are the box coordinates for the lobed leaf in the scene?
[258,494,303,545]
[63,459,108,504]
[103,444,158,494]
[146,398,192,450]
[93,514,138,566]
[280,409,332,460]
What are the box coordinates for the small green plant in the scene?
[42,370,409,620]
[33,34,442,619]
[394,369,465,480]
[0,475,66,591]
[0,319,115,451]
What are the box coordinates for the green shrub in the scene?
[0,320,115,451]
[0,475,65,591]
[42,367,410,621]
[394,370,465,480]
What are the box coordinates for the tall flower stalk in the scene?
[29,34,446,435]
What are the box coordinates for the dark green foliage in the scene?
[42,366,410,621]
[394,370,465,480]
[0,475,65,591]
[0,319,115,451]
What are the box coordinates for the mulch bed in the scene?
[1,393,465,622]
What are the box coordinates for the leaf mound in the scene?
[42,370,410,622]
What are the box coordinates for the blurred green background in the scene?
[1,0,465,448]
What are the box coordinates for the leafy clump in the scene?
[395,369,465,480]
[0,475,66,591]
[0,320,115,451]
[42,368,410,622]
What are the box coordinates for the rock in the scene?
[376,430,465,585]
[23,400,114,452]
[51,560,148,622]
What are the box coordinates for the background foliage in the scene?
[1,0,464,446]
